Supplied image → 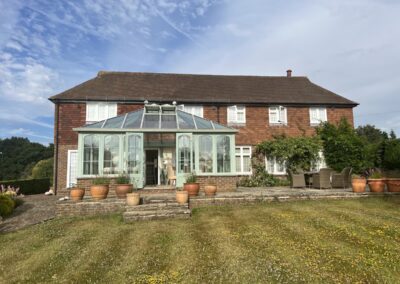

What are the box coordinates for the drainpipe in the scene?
[54,103,59,195]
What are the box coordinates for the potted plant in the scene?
[90,177,110,200]
[69,186,85,201]
[176,188,189,204]
[387,177,400,192]
[204,176,217,196]
[351,174,367,193]
[183,172,200,197]
[367,172,386,193]
[115,174,133,198]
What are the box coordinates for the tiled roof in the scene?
[49,71,357,106]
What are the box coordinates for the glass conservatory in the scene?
[74,104,237,188]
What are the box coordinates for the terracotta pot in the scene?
[351,178,366,193]
[115,184,133,199]
[126,192,140,206]
[204,185,217,196]
[70,187,85,201]
[367,179,386,193]
[183,183,200,197]
[176,191,189,204]
[90,185,109,200]
[387,179,400,192]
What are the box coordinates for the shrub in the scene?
[238,164,282,187]
[115,174,130,185]
[185,173,197,183]
[92,177,110,185]
[382,139,400,170]
[317,119,369,173]
[14,198,25,208]
[0,194,15,217]
[256,135,322,173]
[31,158,54,185]
[0,178,50,195]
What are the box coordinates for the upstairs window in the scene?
[310,107,327,125]
[177,105,203,117]
[269,106,287,125]
[86,102,117,124]
[227,105,246,124]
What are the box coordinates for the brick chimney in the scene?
[286,69,292,78]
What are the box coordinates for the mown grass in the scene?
[1,197,400,283]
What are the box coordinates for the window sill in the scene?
[269,123,288,127]
[227,122,246,127]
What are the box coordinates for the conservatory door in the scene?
[126,133,144,188]
[176,133,193,187]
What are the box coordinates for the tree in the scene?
[356,125,387,144]
[317,119,369,173]
[0,137,53,181]
[31,157,54,184]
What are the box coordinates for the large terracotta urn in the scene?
[70,187,85,201]
[115,184,133,199]
[367,179,386,193]
[176,191,189,204]
[90,185,109,200]
[351,178,367,193]
[183,183,200,197]
[387,179,400,192]
[126,192,140,206]
[204,185,217,196]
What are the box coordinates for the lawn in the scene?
[1,197,400,283]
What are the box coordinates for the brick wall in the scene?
[53,101,354,194]
[196,176,238,192]
[77,177,123,197]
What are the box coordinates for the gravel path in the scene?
[0,194,58,233]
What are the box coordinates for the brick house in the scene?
[49,70,357,194]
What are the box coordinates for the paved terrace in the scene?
[2,187,399,232]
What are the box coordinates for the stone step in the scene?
[123,208,191,222]
[125,203,188,212]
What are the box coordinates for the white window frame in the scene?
[265,157,286,175]
[177,105,203,117]
[309,107,327,125]
[235,146,252,175]
[311,151,327,171]
[269,106,287,125]
[86,102,117,124]
[227,105,246,124]
[66,149,78,188]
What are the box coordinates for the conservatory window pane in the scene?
[143,114,160,129]
[199,135,213,173]
[127,135,141,174]
[161,114,177,129]
[83,135,99,175]
[124,110,143,128]
[178,135,191,173]
[103,115,125,128]
[217,136,231,173]
[177,111,195,129]
[103,135,119,174]
[194,117,212,129]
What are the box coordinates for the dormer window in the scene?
[269,106,287,125]
[86,102,117,124]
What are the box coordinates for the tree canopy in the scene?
[0,137,53,181]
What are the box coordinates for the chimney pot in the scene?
[286,69,292,78]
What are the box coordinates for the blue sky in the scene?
[0,0,399,144]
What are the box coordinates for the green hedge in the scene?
[0,178,50,195]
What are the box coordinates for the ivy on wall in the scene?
[256,135,322,173]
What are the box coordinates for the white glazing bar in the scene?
[121,113,128,128]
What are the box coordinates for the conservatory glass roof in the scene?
[77,104,236,132]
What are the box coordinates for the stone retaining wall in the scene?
[189,192,400,209]
[56,198,125,217]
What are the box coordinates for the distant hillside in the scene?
[0,137,53,181]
